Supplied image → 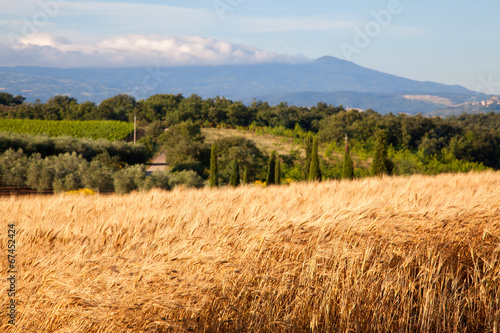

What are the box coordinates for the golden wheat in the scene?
[1,172,500,332]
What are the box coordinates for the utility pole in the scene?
[345,133,348,154]
[134,114,137,144]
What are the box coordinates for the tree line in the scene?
[0,91,498,193]
[0,132,149,165]
[1,92,499,170]
[0,147,203,194]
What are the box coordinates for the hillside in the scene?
[2,172,499,332]
[0,56,487,114]
[247,91,456,114]
[202,127,303,157]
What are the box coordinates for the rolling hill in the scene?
[0,56,488,114]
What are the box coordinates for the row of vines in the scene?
[0,119,133,141]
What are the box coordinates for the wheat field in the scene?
[1,172,500,332]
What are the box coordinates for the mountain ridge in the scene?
[0,56,487,115]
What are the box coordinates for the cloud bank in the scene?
[1,34,307,68]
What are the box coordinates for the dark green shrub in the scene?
[0,149,28,187]
[55,173,79,193]
[275,159,281,185]
[169,170,204,189]
[92,151,122,171]
[266,151,276,186]
[141,171,171,191]
[371,130,394,176]
[49,153,87,192]
[214,137,265,184]
[82,160,115,192]
[26,154,54,192]
[113,164,146,194]
[229,158,240,187]
[0,132,148,165]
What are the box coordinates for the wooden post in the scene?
[345,133,349,154]
[134,114,137,144]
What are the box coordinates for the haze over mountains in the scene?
[0,56,491,115]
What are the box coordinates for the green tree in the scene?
[49,153,87,192]
[203,96,230,125]
[92,151,121,171]
[227,101,252,127]
[214,137,265,184]
[275,158,281,185]
[96,94,136,121]
[82,160,115,192]
[266,151,277,186]
[0,92,25,106]
[113,164,146,194]
[26,154,54,192]
[303,133,313,179]
[41,95,78,120]
[342,134,354,180]
[162,120,205,168]
[371,130,394,176]
[139,94,184,122]
[209,143,218,187]
[308,136,321,181]
[229,158,240,187]
[79,101,98,120]
[53,173,80,193]
[0,149,29,187]
[165,94,202,125]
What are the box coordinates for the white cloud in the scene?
[1,33,307,67]
[1,1,219,46]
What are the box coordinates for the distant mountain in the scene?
[245,91,478,115]
[0,56,488,114]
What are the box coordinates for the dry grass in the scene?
[202,127,302,156]
[1,172,500,332]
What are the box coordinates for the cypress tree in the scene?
[266,151,276,186]
[308,136,321,181]
[371,130,393,176]
[342,134,354,180]
[242,165,248,185]
[209,143,218,187]
[275,158,281,185]
[303,133,313,180]
[229,158,240,187]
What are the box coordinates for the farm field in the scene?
[1,172,500,332]
[0,119,133,141]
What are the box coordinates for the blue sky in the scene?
[1,0,499,94]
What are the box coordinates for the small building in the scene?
[486,96,499,106]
